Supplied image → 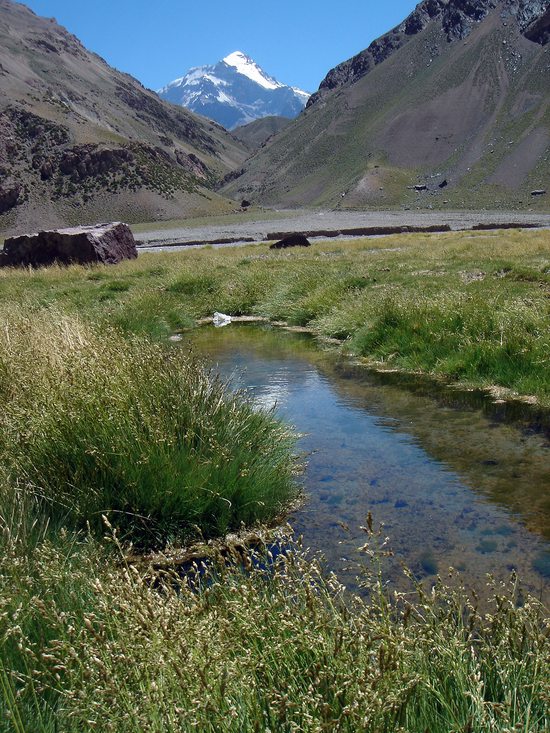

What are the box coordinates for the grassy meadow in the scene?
[0,226,549,730]
[1,226,548,401]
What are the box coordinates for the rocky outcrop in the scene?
[58,146,134,181]
[1,222,137,267]
[0,183,21,214]
[523,5,550,43]
[513,0,550,34]
[2,123,204,204]
[0,97,220,211]
[308,0,550,106]
[4,106,70,147]
[1,107,70,184]
[217,168,245,190]
[175,150,210,180]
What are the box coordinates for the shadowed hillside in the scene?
[0,0,248,234]
[232,116,293,151]
[224,0,549,210]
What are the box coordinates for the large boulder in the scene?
[269,233,311,250]
[0,222,138,267]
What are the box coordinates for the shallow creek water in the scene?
[184,325,550,602]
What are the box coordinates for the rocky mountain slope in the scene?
[158,52,309,130]
[224,0,549,210]
[232,116,292,151]
[0,0,248,234]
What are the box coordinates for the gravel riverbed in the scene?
[136,208,550,252]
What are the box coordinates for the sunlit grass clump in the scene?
[0,309,298,547]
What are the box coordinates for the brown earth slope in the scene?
[223,0,549,211]
[0,0,248,234]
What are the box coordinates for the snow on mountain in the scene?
[222,51,283,90]
[158,51,310,130]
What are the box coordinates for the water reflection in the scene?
[185,325,550,602]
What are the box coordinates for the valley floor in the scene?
[134,208,550,249]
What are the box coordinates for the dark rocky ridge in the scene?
[524,4,550,43]
[232,116,293,152]
[308,0,549,106]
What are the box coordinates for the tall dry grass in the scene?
[0,527,548,732]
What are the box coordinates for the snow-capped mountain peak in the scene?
[158,52,310,130]
[222,51,283,91]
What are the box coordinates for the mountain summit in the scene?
[158,52,310,130]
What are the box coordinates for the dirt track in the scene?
[135,209,550,251]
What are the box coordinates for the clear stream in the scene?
[185,325,550,602]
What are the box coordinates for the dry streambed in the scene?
[134,208,550,249]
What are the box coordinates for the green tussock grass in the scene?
[0,309,298,548]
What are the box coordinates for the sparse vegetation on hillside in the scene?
[224,4,550,210]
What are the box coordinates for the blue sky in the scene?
[22,1,419,92]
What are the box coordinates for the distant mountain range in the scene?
[0,0,248,234]
[158,52,310,130]
[224,0,549,211]
[1,0,548,234]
